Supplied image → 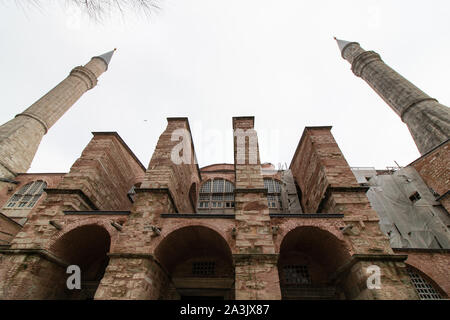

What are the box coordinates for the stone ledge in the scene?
[44,188,98,210]
[393,248,450,254]
[233,253,279,264]
[317,185,370,213]
[64,211,130,216]
[329,253,408,282]
[234,188,268,194]
[0,248,68,268]
[270,213,344,218]
[161,213,235,219]
[0,178,19,184]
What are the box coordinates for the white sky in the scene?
[1,0,449,173]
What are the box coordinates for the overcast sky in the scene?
[1,0,449,173]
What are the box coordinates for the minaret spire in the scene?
[334,37,358,56]
[93,48,117,70]
[336,38,450,155]
[0,50,115,178]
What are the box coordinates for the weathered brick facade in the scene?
[0,45,448,300]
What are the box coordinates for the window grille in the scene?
[264,178,283,209]
[192,261,215,276]
[283,265,311,286]
[198,179,235,210]
[5,181,47,209]
[407,267,442,300]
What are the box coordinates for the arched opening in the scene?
[278,226,351,300]
[50,224,111,300]
[406,265,446,300]
[155,226,234,299]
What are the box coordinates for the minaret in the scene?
[0,49,116,179]
[335,37,450,155]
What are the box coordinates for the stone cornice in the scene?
[270,213,344,219]
[0,248,68,268]
[329,253,408,283]
[44,188,99,210]
[351,50,382,77]
[234,188,268,194]
[15,112,49,133]
[70,65,98,90]
[161,213,235,219]
[400,97,439,121]
[317,185,369,213]
[232,253,279,264]
[64,210,130,215]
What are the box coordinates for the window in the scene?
[5,180,47,209]
[283,265,311,286]
[407,267,443,300]
[409,192,421,203]
[264,178,283,209]
[192,261,215,276]
[198,179,235,209]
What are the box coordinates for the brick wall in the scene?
[410,141,450,212]
[394,249,450,297]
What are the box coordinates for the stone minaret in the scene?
[335,38,450,155]
[0,49,116,179]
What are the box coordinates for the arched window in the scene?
[264,178,282,209]
[4,180,47,209]
[407,267,443,300]
[198,179,235,209]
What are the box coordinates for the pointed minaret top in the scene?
[334,37,359,56]
[93,48,117,69]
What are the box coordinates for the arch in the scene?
[406,264,447,299]
[48,223,112,299]
[4,180,47,209]
[277,226,352,300]
[275,220,349,253]
[154,225,234,299]
[46,218,117,251]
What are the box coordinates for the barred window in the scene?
[264,178,282,209]
[192,261,215,276]
[198,179,235,210]
[407,267,443,300]
[283,265,311,286]
[5,181,47,209]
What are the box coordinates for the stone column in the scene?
[96,118,201,300]
[337,39,450,155]
[232,117,281,300]
[291,126,418,299]
[0,50,114,179]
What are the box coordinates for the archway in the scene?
[155,226,234,299]
[406,265,447,300]
[50,224,111,299]
[278,226,351,300]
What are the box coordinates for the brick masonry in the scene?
[0,44,448,299]
[410,141,450,213]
